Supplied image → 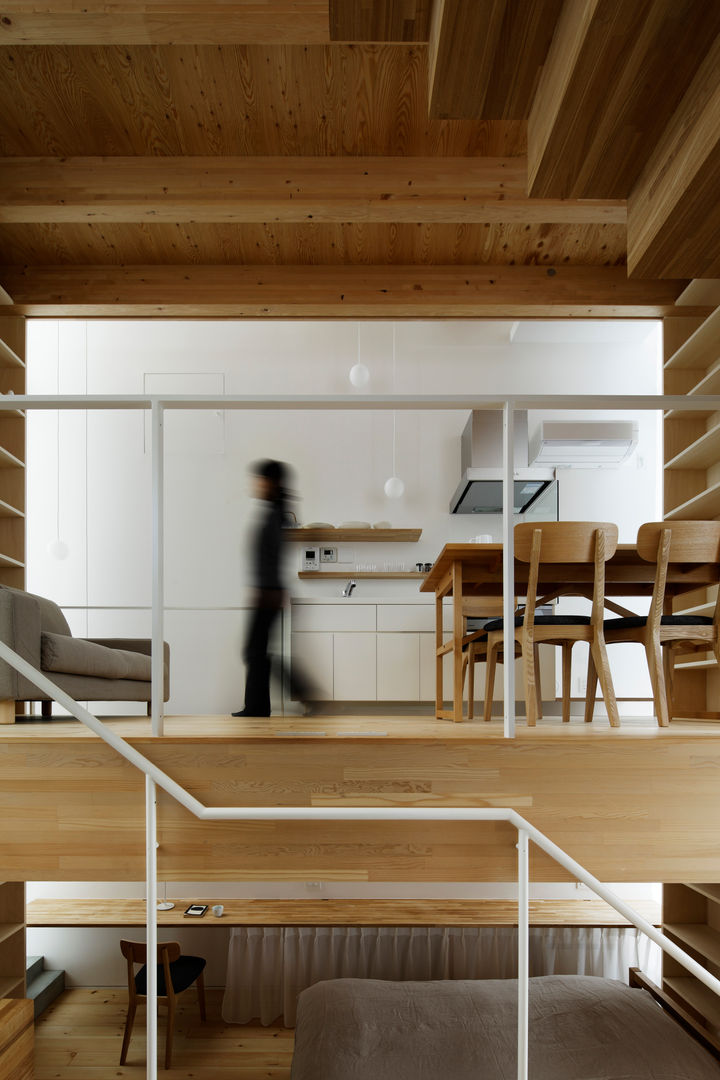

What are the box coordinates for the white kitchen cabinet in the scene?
[419,633,453,702]
[291,631,334,700]
[292,604,376,633]
[333,632,377,700]
[377,633,420,700]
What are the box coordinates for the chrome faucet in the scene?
[342,580,356,597]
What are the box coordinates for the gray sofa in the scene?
[0,584,169,722]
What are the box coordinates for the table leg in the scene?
[452,560,464,722]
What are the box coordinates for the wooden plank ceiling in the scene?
[0,0,719,318]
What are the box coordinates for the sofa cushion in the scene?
[41,632,152,681]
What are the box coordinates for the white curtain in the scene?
[221,925,661,1027]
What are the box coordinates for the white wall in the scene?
[27,318,662,713]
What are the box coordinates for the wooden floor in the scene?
[34,988,293,1080]
[4,711,720,741]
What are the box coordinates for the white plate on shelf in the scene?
[372,521,392,529]
[304,522,334,529]
[340,520,371,528]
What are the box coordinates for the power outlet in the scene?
[320,546,337,563]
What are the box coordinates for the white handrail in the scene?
[4,642,720,1080]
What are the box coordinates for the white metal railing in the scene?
[5,389,719,737]
[4,641,720,1080]
[4,389,720,1077]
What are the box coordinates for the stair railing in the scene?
[3,641,720,1080]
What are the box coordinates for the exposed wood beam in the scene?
[330,0,430,41]
[0,157,626,226]
[527,0,720,199]
[627,34,720,280]
[429,0,562,122]
[0,0,329,45]
[0,264,689,317]
[429,0,507,119]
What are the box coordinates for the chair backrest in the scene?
[636,521,720,564]
[120,939,181,966]
[514,522,618,627]
[636,521,720,629]
[462,597,506,620]
[514,521,618,564]
[120,939,181,1002]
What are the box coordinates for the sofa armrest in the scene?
[85,638,170,700]
[0,588,43,699]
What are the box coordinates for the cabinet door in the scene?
[377,633,420,700]
[291,633,333,700]
[333,632,376,700]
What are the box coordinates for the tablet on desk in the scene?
[183,904,208,917]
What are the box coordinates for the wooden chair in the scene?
[483,522,620,727]
[589,521,720,727]
[460,596,543,721]
[119,939,207,1070]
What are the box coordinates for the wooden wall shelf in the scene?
[298,571,425,579]
[664,306,720,370]
[665,422,720,470]
[285,528,421,543]
[665,479,720,520]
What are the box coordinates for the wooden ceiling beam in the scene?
[329,0,430,42]
[0,264,688,317]
[428,0,562,121]
[0,157,626,226]
[527,0,720,199]
[627,34,720,280]
[0,0,329,45]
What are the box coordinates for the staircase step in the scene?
[27,968,65,1018]
[25,955,44,983]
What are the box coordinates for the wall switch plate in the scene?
[320,546,337,563]
[336,548,354,564]
[302,546,320,571]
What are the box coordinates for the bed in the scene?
[290,974,720,1080]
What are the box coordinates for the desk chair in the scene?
[483,522,620,727]
[119,939,207,1069]
[591,521,720,727]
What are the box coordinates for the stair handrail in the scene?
[4,639,720,1080]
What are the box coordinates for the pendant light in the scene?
[349,324,370,388]
[384,325,405,499]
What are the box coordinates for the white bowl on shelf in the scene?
[372,521,392,529]
[340,520,371,529]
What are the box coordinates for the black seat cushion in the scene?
[135,954,206,996]
[484,615,591,632]
[604,614,714,631]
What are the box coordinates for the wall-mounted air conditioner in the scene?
[528,421,638,468]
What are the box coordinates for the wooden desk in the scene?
[420,542,720,722]
[25,896,660,928]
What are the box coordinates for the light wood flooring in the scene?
[34,988,293,1079]
[5,711,720,742]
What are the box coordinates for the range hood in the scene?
[450,411,555,515]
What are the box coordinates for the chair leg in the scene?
[467,650,475,720]
[165,997,175,1070]
[584,651,597,724]
[119,999,136,1065]
[645,637,670,728]
[590,636,620,728]
[561,643,572,723]
[663,645,675,722]
[484,642,497,723]
[197,969,207,1022]
[533,644,543,720]
[523,634,537,726]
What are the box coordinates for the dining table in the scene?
[420,542,720,723]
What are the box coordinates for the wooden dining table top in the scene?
[419,542,720,599]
